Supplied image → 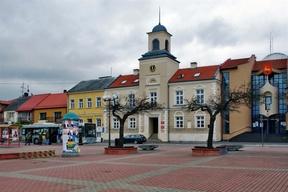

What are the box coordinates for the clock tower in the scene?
[138,21,179,141]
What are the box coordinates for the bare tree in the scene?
[109,97,160,147]
[186,86,250,148]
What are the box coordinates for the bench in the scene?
[138,145,159,151]
[218,145,243,151]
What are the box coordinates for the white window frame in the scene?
[128,93,136,107]
[112,117,120,129]
[150,91,157,104]
[196,89,204,104]
[174,112,184,128]
[195,115,205,128]
[79,99,83,109]
[70,99,75,109]
[87,98,92,108]
[96,118,102,127]
[128,117,136,129]
[175,89,184,105]
[96,97,101,108]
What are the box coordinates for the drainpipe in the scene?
[167,84,170,142]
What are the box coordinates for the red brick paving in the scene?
[99,189,138,192]
[1,144,288,192]
[201,155,288,169]
[0,159,72,172]
[115,154,194,165]
[0,176,84,192]
[25,163,163,182]
[134,167,288,192]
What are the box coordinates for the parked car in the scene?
[123,134,147,144]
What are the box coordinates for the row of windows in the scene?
[112,117,136,129]
[70,97,102,109]
[175,89,204,105]
[174,115,205,128]
[111,115,206,129]
[86,118,102,127]
[69,89,206,110]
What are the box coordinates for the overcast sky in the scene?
[0,0,287,100]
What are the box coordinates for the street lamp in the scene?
[103,95,112,147]
[103,94,119,147]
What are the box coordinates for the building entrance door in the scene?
[150,117,158,134]
[263,118,278,134]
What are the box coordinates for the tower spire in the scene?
[159,7,161,24]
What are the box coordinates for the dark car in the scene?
[123,134,147,144]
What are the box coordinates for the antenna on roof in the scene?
[159,7,161,24]
[269,32,273,54]
[20,82,25,96]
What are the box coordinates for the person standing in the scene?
[25,131,32,145]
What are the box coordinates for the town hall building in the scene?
[103,22,222,142]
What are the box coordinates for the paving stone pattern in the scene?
[0,144,288,192]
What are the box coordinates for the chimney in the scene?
[190,62,197,68]
[133,69,139,75]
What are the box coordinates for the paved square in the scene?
[0,144,288,192]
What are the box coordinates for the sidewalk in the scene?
[0,144,288,192]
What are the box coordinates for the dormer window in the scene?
[194,73,200,77]
[121,80,127,84]
[152,39,160,50]
[133,79,139,83]
[177,74,184,79]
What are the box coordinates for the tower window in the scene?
[165,40,169,51]
[152,39,160,50]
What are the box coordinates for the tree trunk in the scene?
[207,116,216,148]
[117,119,125,147]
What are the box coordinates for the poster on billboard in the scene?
[62,120,80,157]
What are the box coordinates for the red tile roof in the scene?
[169,65,219,83]
[0,100,14,105]
[34,93,67,109]
[220,58,250,70]
[108,74,139,88]
[17,94,50,112]
[253,59,287,72]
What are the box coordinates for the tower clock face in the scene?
[150,65,156,72]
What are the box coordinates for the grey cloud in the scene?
[195,18,238,46]
[0,0,288,99]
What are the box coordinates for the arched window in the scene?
[152,39,160,50]
[165,40,169,51]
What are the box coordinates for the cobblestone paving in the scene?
[0,144,288,192]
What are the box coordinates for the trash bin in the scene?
[115,138,120,147]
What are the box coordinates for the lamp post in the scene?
[103,96,112,147]
[260,115,264,147]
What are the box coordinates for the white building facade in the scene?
[103,23,222,142]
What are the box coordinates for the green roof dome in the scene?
[152,24,167,32]
[63,112,80,121]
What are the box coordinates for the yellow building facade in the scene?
[33,108,67,123]
[68,91,105,126]
[67,76,115,127]
[32,93,68,123]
